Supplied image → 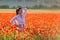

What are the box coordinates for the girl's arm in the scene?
[22,8,27,15]
[10,16,17,26]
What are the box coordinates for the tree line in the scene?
[0,5,60,9]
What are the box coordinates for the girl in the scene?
[10,7,27,31]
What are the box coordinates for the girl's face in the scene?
[18,9,23,15]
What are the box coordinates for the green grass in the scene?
[0,9,60,13]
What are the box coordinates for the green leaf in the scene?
[19,38,24,40]
[0,36,4,40]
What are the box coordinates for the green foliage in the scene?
[33,34,44,40]
[19,38,24,40]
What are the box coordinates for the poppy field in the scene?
[0,11,60,40]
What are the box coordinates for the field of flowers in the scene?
[0,12,60,40]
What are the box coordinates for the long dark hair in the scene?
[16,8,22,15]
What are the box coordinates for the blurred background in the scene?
[0,0,60,9]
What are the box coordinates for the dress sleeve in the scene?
[10,16,17,25]
[22,8,27,16]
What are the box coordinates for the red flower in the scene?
[32,28,39,34]
[25,27,30,32]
